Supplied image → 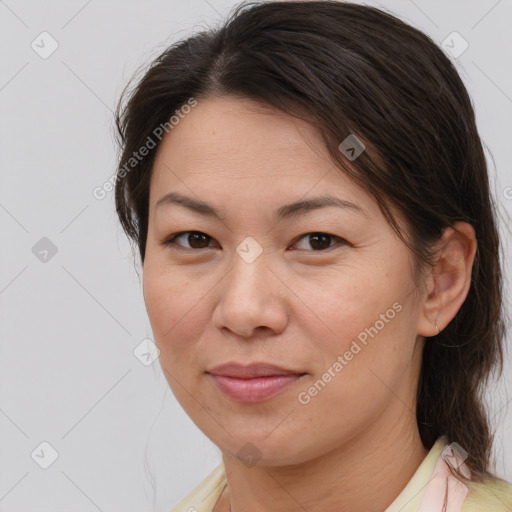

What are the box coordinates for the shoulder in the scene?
[169,462,227,512]
[462,477,512,511]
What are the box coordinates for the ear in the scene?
[417,221,477,337]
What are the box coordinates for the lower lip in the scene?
[209,373,305,403]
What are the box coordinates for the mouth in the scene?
[206,362,307,403]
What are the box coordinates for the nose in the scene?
[211,250,289,339]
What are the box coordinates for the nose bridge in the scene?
[226,241,272,302]
[213,239,287,336]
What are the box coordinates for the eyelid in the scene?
[163,231,349,251]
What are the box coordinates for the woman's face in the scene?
[143,96,427,465]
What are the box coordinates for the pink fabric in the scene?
[417,443,471,512]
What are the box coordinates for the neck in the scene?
[215,407,429,512]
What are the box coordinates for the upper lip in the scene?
[207,362,305,379]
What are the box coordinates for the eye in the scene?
[163,231,217,250]
[162,231,347,252]
[291,232,347,251]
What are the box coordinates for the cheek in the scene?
[298,261,413,372]
[143,266,206,404]
[293,268,386,346]
[143,263,197,350]
[143,269,175,335]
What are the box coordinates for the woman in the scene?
[113,1,512,510]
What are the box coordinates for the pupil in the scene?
[190,232,209,248]
[310,233,330,250]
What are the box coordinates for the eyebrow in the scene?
[155,191,368,221]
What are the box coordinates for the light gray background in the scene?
[1,0,511,510]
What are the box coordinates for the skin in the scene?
[142,96,477,512]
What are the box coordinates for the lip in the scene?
[206,362,307,404]
[207,362,304,378]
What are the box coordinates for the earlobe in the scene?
[417,222,477,338]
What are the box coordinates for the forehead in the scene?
[148,96,377,217]
[154,96,328,176]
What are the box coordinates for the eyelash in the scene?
[162,231,348,252]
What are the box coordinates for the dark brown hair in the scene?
[113,0,507,482]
